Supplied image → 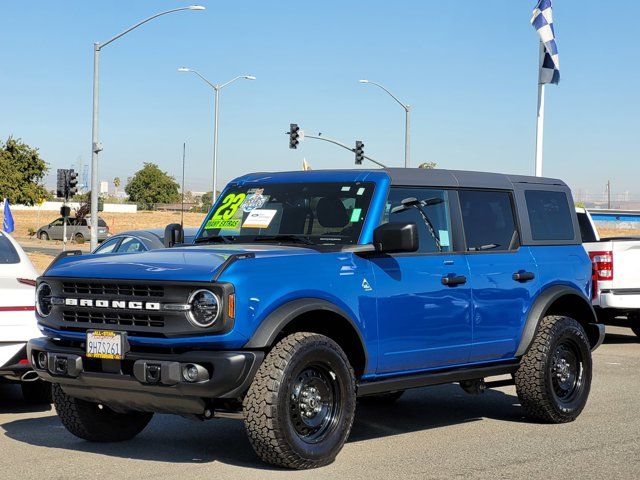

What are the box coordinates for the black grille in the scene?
[62,310,165,328]
[62,282,164,298]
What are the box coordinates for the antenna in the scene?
[181,142,186,228]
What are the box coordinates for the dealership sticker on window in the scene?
[242,209,278,229]
[350,208,362,222]
[439,230,451,247]
[205,218,241,230]
[241,188,267,213]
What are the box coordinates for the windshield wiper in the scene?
[252,234,315,245]
[194,235,235,244]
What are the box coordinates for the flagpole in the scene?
[534,41,546,177]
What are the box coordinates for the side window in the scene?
[50,218,64,227]
[525,190,575,241]
[384,188,453,253]
[576,212,597,243]
[117,237,146,253]
[94,237,119,254]
[459,190,518,251]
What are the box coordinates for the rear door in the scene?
[371,187,473,374]
[459,190,540,363]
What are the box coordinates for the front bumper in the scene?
[27,337,263,415]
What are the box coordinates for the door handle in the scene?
[442,274,467,286]
[513,271,535,282]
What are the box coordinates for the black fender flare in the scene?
[515,285,598,357]
[243,298,368,362]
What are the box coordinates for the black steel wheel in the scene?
[515,315,592,423]
[243,332,356,469]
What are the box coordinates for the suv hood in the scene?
[44,244,318,282]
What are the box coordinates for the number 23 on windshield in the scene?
[212,193,246,220]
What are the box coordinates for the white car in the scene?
[577,208,640,338]
[0,231,52,402]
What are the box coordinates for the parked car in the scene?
[30,168,603,469]
[92,228,199,254]
[0,231,51,403]
[37,216,109,243]
[577,207,640,337]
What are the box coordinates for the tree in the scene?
[0,136,49,205]
[418,162,437,169]
[125,163,180,210]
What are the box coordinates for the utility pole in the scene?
[607,180,611,209]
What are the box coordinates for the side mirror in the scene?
[164,223,184,248]
[373,222,419,253]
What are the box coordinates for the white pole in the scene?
[534,42,545,177]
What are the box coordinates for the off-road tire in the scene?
[21,380,52,404]
[359,390,405,405]
[39,231,49,241]
[515,315,592,423]
[243,332,356,469]
[53,384,153,442]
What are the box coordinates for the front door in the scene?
[371,187,473,374]
[458,189,540,362]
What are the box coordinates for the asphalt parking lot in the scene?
[1,326,638,480]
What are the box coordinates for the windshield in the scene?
[196,182,375,246]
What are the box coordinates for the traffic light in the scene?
[67,170,78,198]
[56,169,67,198]
[289,123,300,149]
[355,141,364,165]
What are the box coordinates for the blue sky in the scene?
[1,0,638,196]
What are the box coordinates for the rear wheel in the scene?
[629,312,640,338]
[515,315,592,423]
[21,380,52,404]
[53,384,153,442]
[39,231,49,241]
[243,332,356,469]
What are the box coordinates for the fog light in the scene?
[182,363,209,383]
[36,351,48,370]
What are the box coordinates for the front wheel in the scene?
[515,315,592,423]
[243,332,356,469]
[39,231,49,241]
[53,384,153,442]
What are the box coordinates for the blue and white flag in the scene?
[531,0,560,85]
[3,198,14,233]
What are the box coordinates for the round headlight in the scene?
[36,282,53,317]
[187,289,221,328]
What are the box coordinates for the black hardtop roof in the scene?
[235,168,567,190]
[383,168,567,189]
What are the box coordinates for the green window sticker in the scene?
[350,208,362,222]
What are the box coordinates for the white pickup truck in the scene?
[577,208,640,338]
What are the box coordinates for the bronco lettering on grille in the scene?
[64,298,161,311]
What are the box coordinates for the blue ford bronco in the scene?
[29,168,604,469]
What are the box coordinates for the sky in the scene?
[1,0,638,198]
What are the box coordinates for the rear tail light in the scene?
[590,251,613,281]
[17,278,37,287]
[590,251,613,299]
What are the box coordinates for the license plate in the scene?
[86,330,125,360]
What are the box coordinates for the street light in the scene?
[178,68,256,202]
[359,79,411,168]
[89,5,205,251]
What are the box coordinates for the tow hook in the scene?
[460,379,486,395]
